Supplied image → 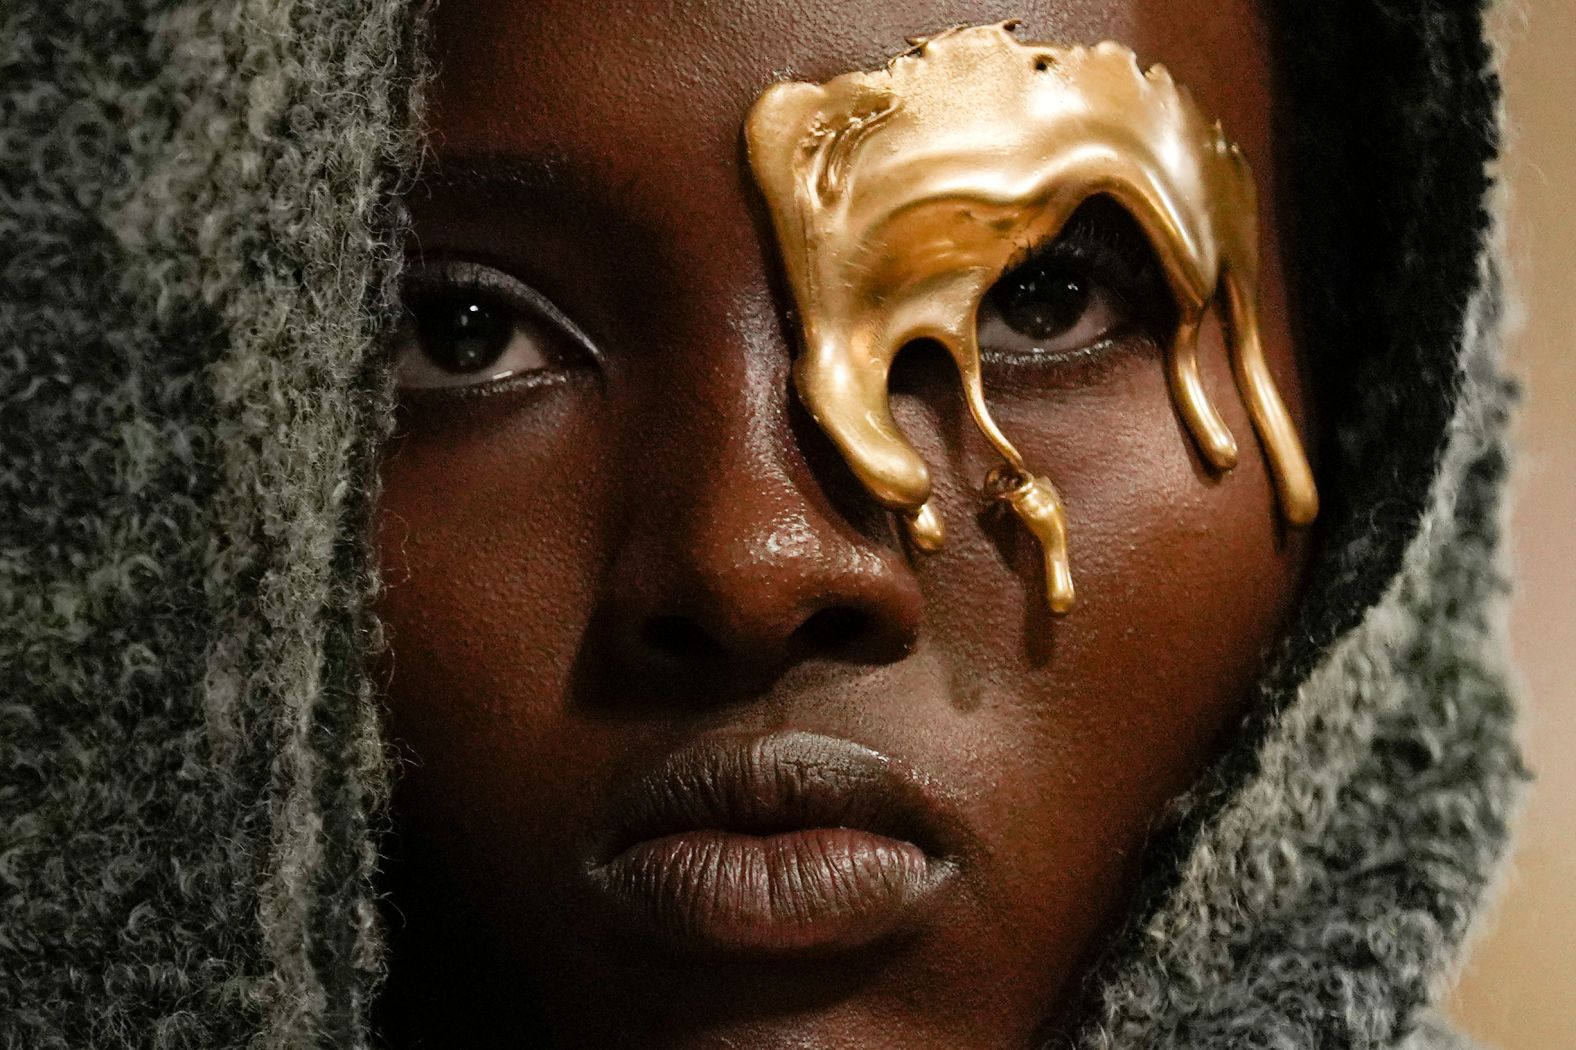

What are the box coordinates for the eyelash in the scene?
[405,260,593,342]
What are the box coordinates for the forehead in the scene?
[425,0,1274,186]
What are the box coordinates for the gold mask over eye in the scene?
[745,21,1317,615]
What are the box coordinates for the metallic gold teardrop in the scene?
[906,501,946,552]
[987,468,1075,615]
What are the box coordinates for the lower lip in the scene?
[587,827,950,956]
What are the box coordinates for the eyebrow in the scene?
[417,151,635,217]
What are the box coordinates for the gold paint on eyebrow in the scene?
[745,20,1317,615]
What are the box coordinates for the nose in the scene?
[596,305,925,684]
[609,483,923,676]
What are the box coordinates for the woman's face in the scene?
[375,0,1313,1046]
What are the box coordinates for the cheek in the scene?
[891,323,1307,977]
[901,325,1300,669]
[374,388,610,897]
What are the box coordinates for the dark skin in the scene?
[374,0,1314,1046]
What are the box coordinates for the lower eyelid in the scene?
[978,326,1156,386]
[980,338,1111,368]
[396,365,583,404]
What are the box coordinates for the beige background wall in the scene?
[1449,1,1575,1045]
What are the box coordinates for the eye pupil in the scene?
[413,298,511,374]
[994,268,1091,339]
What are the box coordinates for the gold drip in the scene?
[745,22,1317,614]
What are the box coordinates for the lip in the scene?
[582,731,967,957]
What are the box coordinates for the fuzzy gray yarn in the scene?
[1,0,418,1046]
[1,0,1522,1047]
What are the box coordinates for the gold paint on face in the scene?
[745,21,1317,614]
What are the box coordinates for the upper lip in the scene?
[590,730,969,866]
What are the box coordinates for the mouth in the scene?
[582,731,967,957]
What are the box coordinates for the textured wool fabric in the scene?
[0,1,1523,1049]
[0,1,420,1046]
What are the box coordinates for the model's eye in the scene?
[397,294,549,388]
[976,197,1171,364]
[976,263,1124,357]
[394,261,594,391]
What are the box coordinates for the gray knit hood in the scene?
[0,1,1524,1048]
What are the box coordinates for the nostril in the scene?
[791,605,872,655]
[641,615,723,660]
